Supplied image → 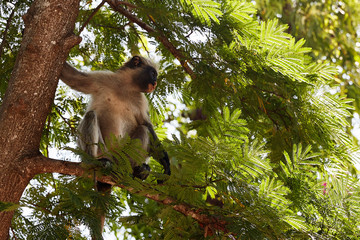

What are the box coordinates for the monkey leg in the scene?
[77,110,104,157]
[130,125,151,180]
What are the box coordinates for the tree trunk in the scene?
[0,0,81,238]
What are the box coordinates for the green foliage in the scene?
[0,201,19,212]
[12,174,124,240]
[180,0,222,25]
[254,0,360,115]
[0,0,32,101]
[40,86,87,156]
[2,0,360,239]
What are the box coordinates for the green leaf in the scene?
[0,201,20,212]
[181,0,222,25]
[283,215,308,231]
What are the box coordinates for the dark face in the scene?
[124,56,158,93]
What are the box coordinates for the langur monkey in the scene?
[60,56,171,236]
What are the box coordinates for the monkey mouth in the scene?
[145,81,157,93]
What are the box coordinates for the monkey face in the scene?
[141,65,158,93]
[125,56,158,93]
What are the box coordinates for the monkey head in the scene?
[121,56,158,93]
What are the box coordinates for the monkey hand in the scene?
[133,163,151,180]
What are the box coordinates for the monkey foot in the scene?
[98,158,112,168]
[133,163,151,180]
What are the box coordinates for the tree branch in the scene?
[78,0,106,35]
[29,155,228,234]
[116,1,137,9]
[29,155,84,176]
[129,23,150,55]
[92,23,129,31]
[54,106,77,136]
[105,0,196,79]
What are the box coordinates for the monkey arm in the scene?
[144,122,171,176]
[60,62,98,94]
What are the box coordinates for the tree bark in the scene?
[0,0,81,238]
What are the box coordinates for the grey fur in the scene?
[77,110,104,157]
[60,57,154,164]
[60,56,170,177]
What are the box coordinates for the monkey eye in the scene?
[151,70,157,79]
[150,69,157,83]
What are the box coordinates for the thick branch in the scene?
[29,155,84,176]
[106,0,196,79]
[29,155,228,233]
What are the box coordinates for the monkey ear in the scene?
[132,56,141,67]
[124,56,142,69]
[125,56,142,69]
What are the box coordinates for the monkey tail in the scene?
[78,110,110,238]
[77,110,111,189]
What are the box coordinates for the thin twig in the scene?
[251,85,287,100]
[92,23,129,31]
[21,200,52,215]
[129,23,150,56]
[78,0,106,35]
[10,227,18,240]
[55,106,77,136]
[0,4,18,59]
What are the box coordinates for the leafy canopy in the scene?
[1,0,360,239]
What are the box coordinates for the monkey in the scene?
[60,55,170,177]
[60,56,171,237]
